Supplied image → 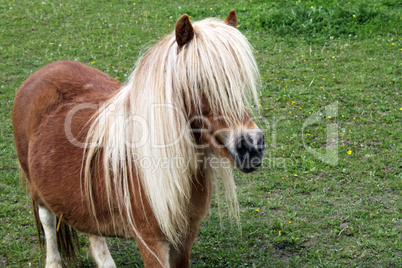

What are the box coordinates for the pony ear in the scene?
[175,14,194,49]
[224,9,237,28]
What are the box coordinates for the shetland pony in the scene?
[12,10,265,267]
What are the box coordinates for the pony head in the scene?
[174,10,265,173]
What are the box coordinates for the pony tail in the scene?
[56,219,80,267]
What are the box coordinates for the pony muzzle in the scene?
[228,130,265,173]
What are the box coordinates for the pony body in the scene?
[13,10,265,267]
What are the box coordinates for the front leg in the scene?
[137,226,200,268]
[136,171,211,267]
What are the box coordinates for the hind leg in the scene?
[87,234,116,268]
[38,206,63,268]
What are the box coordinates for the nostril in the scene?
[237,136,250,155]
[257,135,265,152]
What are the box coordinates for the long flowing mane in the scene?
[83,18,259,249]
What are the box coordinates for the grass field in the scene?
[0,0,401,267]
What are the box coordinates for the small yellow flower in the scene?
[307,133,311,136]
[91,62,95,64]
[353,14,356,18]
[299,107,302,110]
[256,209,259,212]
[291,101,295,105]
[282,177,284,179]
[328,116,332,119]
[347,150,352,155]
[289,221,292,224]
[279,231,282,236]
[353,117,356,120]
[322,78,325,81]
[391,43,395,45]
[294,174,298,177]
[289,111,292,114]
[265,108,269,110]
[210,7,213,10]
[311,6,314,8]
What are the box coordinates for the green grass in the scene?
[1,0,401,267]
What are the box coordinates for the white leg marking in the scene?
[87,234,116,268]
[161,241,170,268]
[38,206,63,268]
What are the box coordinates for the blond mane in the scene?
[83,17,259,249]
